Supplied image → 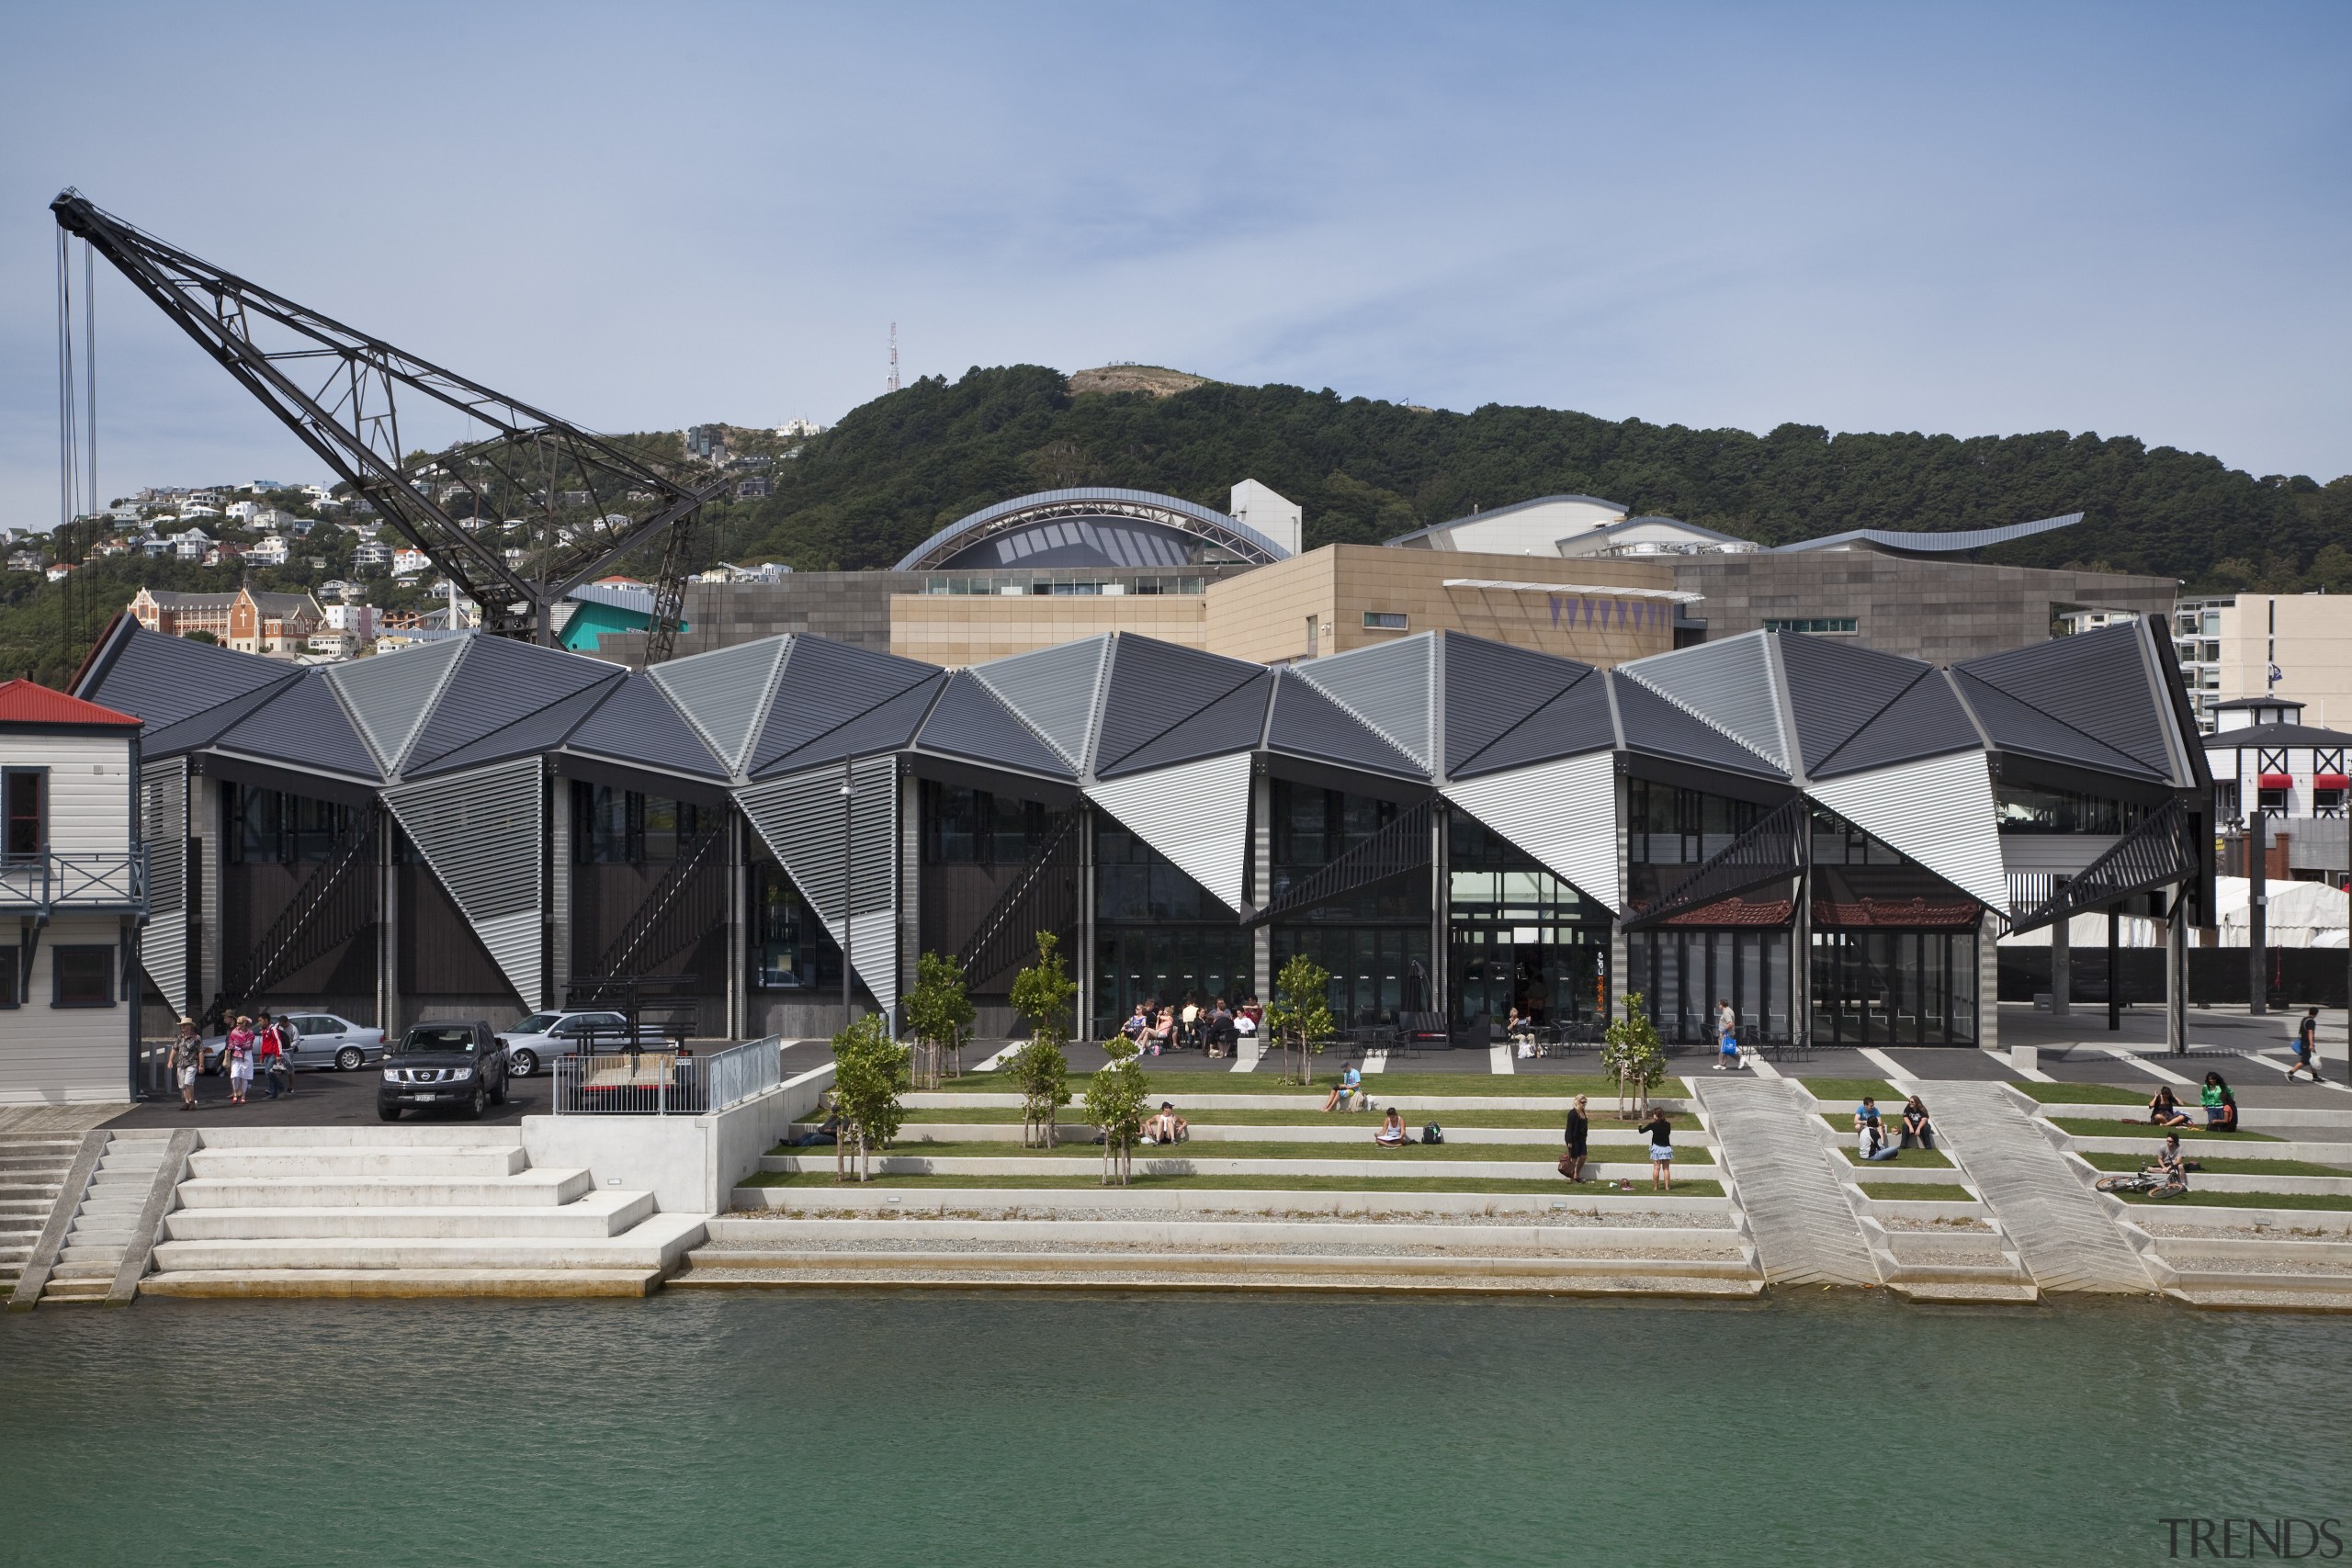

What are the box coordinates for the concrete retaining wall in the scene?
[522,1062,835,1215]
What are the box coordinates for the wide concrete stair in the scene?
[39,1132,175,1304]
[144,1128,706,1298]
[0,1133,80,1295]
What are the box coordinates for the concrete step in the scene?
[703,1214,1747,1253]
[187,1147,527,1180]
[193,1126,527,1149]
[675,1262,1764,1298]
[684,1246,1759,1281]
[153,1214,706,1273]
[35,1290,115,1305]
[65,1226,137,1249]
[141,1268,664,1298]
[0,1185,63,1202]
[164,1191,657,1241]
[176,1168,592,1209]
[52,1256,125,1277]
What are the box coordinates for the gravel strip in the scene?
[1877,1216,1993,1232]
[698,1236,1747,1260]
[1883,1244,2013,1268]
[2165,1255,2352,1277]
[2136,1220,2352,1241]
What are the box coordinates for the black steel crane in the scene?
[51,189,723,649]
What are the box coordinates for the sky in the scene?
[2,1,2346,525]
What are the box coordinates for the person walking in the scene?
[254,1010,288,1101]
[1640,1105,1675,1190]
[1562,1094,1591,1182]
[2287,1007,2325,1084]
[223,1017,257,1106]
[167,1017,203,1111]
[1713,998,1739,1070]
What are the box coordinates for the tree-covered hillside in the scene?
[704,366,2352,591]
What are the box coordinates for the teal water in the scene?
[1,1292,2344,1566]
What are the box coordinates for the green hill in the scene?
[706,365,2352,590]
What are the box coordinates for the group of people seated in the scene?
[2142,1074,2239,1133]
[1853,1094,1936,1162]
[1119,995,1261,1059]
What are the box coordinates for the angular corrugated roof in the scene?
[749,638,941,776]
[1097,669,1272,779]
[1092,637,1266,776]
[78,623,295,737]
[563,671,729,779]
[1773,633,1934,777]
[1618,632,1789,772]
[1806,669,1983,780]
[1949,669,2160,779]
[1447,668,1615,780]
[406,678,621,781]
[1608,671,1786,777]
[325,637,467,776]
[211,670,383,780]
[1293,635,1436,772]
[969,635,1111,774]
[1261,671,1427,779]
[1440,632,1591,776]
[647,637,789,774]
[752,674,945,778]
[913,670,1077,780]
[402,637,621,776]
[1958,624,2175,778]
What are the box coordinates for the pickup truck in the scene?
[496,1010,670,1077]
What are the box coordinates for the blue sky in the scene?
[2,1,2346,525]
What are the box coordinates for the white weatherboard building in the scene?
[0,681,148,1103]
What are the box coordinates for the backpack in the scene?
[1420,1122,1443,1145]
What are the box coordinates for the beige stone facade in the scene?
[889,590,1209,666]
[1203,545,1679,667]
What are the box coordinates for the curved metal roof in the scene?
[891,487,1289,572]
[1773,512,2085,554]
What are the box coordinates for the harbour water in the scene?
[2,1292,2343,1566]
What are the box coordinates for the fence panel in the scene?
[550,1036,783,1115]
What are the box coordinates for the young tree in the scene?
[1007,931,1077,1148]
[1265,953,1335,1088]
[831,1013,909,1182]
[904,951,976,1090]
[1601,990,1668,1116]
[1082,1034,1150,1186]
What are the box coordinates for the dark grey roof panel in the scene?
[751,637,941,774]
[82,626,295,737]
[137,675,301,759]
[1293,635,1435,770]
[406,677,623,781]
[1619,633,1787,771]
[325,637,466,774]
[1093,637,1264,775]
[562,671,729,779]
[752,673,946,778]
[1440,632,1591,774]
[1263,671,1427,778]
[211,671,383,781]
[1958,625,2173,777]
[1097,670,1272,779]
[1950,670,2161,780]
[402,637,620,775]
[1449,669,1615,779]
[969,636,1110,773]
[1774,633,1935,776]
[1609,672,1787,777]
[1806,669,1983,780]
[913,671,1077,780]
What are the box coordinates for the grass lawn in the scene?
[1834,1146,1954,1168]
[1793,1077,1896,1104]
[889,1106,1699,1131]
[742,1170,1726,1197]
[768,1139,1712,1165]
[2113,1190,2352,1212]
[2049,1118,2278,1143]
[922,1071,1670,1100]
[1860,1182,1974,1201]
[2081,1151,2350,1178]
[2014,1082,2149,1106]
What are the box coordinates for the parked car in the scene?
[497,1010,668,1077]
[379,1020,510,1121]
[199,1012,386,1074]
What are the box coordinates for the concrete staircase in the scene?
[143,1127,707,1298]
[0,1132,79,1295]
[38,1132,175,1304]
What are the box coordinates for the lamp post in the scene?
[840,762,854,1034]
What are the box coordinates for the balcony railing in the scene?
[0,850,148,916]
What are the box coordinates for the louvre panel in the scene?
[1441,632,1589,773]
[326,637,467,776]
[1449,670,1613,779]
[564,671,729,778]
[1808,670,1983,780]
[1773,634,1932,777]
[403,637,620,773]
[1619,632,1787,771]
[82,625,291,736]
[1096,671,1272,779]
[1957,625,2176,778]
[751,638,941,773]
[1084,751,1254,913]
[1950,671,2159,779]
[735,756,899,1013]
[1295,634,1434,770]
[1808,751,2008,912]
[647,636,789,773]
[212,671,382,779]
[1442,751,1623,914]
[1264,671,1424,777]
[1092,637,1264,774]
[406,679,622,780]
[914,671,1076,778]
[970,636,1110,773]
[140,759,190,1015]
[1609,673,1785,777]
[752,676,944,778]
[382,758,543,1003]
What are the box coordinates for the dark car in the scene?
[379,1020,510,1121]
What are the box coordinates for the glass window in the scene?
[641,797,698,862]
[4,769,44,860]
[576,783,635,863]
[751,861,840,990]
[1994,785,2146,836]
[51,946,113,1009]
[0,949,17,1008]
[1363,611,1408,630]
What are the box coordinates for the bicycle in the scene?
[2095,1165,2189,1200]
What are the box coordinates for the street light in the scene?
[840,763,854,1034]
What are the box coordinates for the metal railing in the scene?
[550,1034,781,1116]
[0,849,148,915]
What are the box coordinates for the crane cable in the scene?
[54,231,97,678]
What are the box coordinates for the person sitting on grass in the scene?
[2153,1132,2188,1186]
[1899,1095,1934,1150]
[2200,1071,2240,1133]
[2143,1087,2192,1128]
[1853,1096,1883,1136]
[1374,1107,1410,1147]
[792,1092,843,1145]
[1142,1102,1188,1145]
[1322,1064,1363,1113]
[1641,1106,1675,1190]
[1860,1119,1903,1162]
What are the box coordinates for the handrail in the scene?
[219,814,377,1002]
[1246,799,1431,929]
[956,812,1081,987]
[551,1034,782,1115]
[1621,797,1805,931]
[594,829,725,978]
[0,849,148,915]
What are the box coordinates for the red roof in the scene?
[0,679,141,728]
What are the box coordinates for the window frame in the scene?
[50,944,114,1009]
[0,948,17,1008]
[2,766,48,863]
